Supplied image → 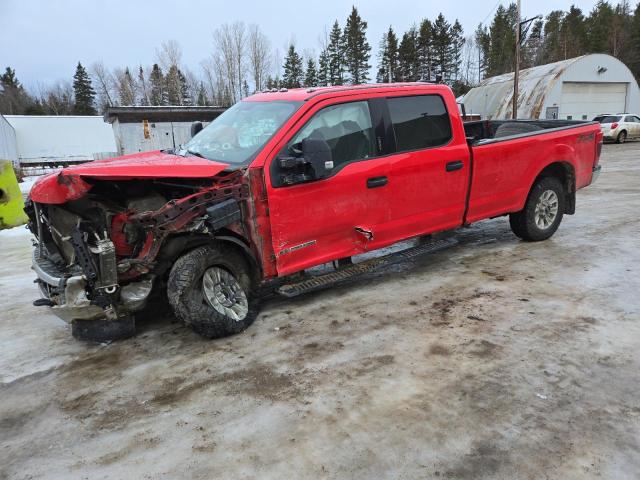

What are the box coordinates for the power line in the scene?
[480,0,503,26]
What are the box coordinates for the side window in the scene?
[624,116,634,122]
[387,95,452,152]
[288,101,376,169]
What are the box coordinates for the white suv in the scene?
[593,114,640,143]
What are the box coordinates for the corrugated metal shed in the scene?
[461,54,640,120]
[104,106,226,155]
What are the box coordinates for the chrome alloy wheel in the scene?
[534,189,559,230]
[202,267,249,321]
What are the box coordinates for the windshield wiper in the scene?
[185,149,206,159]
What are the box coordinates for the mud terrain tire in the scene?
[509,176,565,242]
[167,244,259,339]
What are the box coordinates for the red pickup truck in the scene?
[26,83,603,341]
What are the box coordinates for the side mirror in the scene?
[274,137,332,186]
[301,137,332,179]
[190,121,203,138]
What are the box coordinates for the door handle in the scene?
[367,176,388,188]
[446,160,464,172]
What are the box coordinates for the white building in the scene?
[0,114,18,165]
[461,53,640,120]
[3,115,117,173]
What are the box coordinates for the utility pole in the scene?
[512,0,521,119]
[513,4,541,120]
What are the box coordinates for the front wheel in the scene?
[509,177,565,242]
[167,244,259,339]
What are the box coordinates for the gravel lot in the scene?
[1,143,639,479]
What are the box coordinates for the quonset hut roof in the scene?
[461,53,640,120]
[461,57,586,119]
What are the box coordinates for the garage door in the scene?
[559,82,628,121]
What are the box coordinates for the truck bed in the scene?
[464,119,597,145]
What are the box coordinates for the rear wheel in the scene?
[509,177,565,242]
[616,131,627,144]
[167,244,259,339]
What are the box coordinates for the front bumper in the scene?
[32,248,154,323]
[592,165,602,183]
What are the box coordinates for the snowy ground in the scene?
[1,143,639,479]
[18,176,40,200]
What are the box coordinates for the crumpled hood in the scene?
[29,150,231,204]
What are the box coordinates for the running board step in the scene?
[277,238,457,298]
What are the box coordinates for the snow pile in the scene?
[18,176,40,199]
[0,224,31,238]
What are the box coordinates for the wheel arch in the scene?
[154,231,262,281]
[531,161,576,215]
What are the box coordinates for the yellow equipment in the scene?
[0,160,28,229]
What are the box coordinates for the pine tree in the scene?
[559,6,586,60]
[282,44,304,88]
[630,2,640,80]
[327,20,345,85]
[585,1,616,54]
[197,82,208,105]
[317,49,330,86]
[149,64,165,105]
[523,19,545,68]
[398,27,419,81]
[72,62,96,114]
[265,75,275,90]
[166,65,182,105]
[432,14,453,82]
[377,27,399,83]
[450,20,465,83]
[118,67,136,106]
[611,0,633,60]
[543,10,565,63]
[485,4,517,77]
[343,6,371,84]
[304,58,318,87]
[0,67,31,114]
[138,65,150,105]
[475,24,490,81]
[179,69,191,105]
[417,20,434,81]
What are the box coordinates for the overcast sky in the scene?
[1,0,603,90]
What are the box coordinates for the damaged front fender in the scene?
[29,173,93,204]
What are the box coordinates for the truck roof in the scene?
[246,82,446,102]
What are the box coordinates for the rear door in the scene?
[265,99,390,276]
[368,94,470,247]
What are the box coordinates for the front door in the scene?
[265,99,389,276]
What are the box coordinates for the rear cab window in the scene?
[387,95,452,152]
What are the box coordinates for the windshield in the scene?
[594,115,621,123]
[182,100,302,165]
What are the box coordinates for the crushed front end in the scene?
[26,165,248,341]
[27,199,154,324]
